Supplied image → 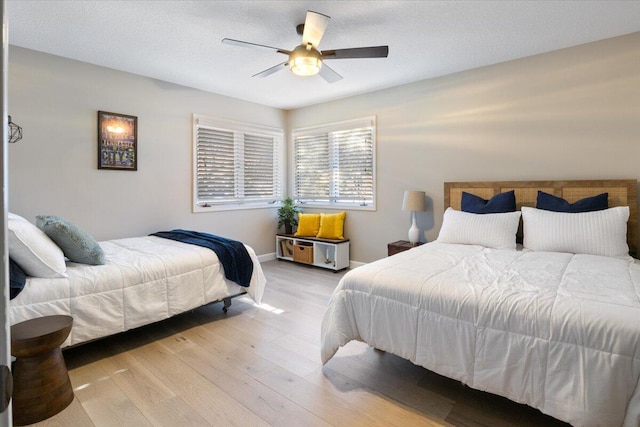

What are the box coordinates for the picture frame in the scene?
[98,111,137,170]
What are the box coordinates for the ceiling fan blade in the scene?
[318,63,342,84]
[302,11,330,48]
[322,46,389,59]
[252,62,288,78]
[222,38,290,55]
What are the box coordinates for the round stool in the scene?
[11,315,74,426]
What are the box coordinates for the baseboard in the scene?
[258,252,277,263]
[349,260,366,269]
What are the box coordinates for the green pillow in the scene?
[36,215,106,265]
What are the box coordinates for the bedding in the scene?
[536,191,608,213]
[36,215,106,265]
[443,179,638,256]
[436,207,521,249]
[522,206,630,258]
[321,242,640,427]
[461,189,516,213]
[8,212,67,278]
[150,229,253,287]
[9,258,27,299]
[10,235,266,347]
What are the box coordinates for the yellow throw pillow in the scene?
[316,211,346,240]
[294,213,321,237]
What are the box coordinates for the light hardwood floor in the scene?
[27,260,569,427]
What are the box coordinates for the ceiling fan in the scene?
[222,10,389,83]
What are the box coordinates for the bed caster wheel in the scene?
[223,306,229,313]
[222,297,231,313]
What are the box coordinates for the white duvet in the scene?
[11,236,266,347]
[321,242,640,427]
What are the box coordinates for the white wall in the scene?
[288,32,640,262]
[8,46,286,255]
[8,33,640,264]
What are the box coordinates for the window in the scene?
[193,115,284,212]
[293,116,376,210]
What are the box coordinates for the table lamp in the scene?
[402,190,426,245]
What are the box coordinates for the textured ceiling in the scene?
[8,1,640,110]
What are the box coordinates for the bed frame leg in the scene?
[222,297,232,313]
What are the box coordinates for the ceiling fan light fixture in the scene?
[290,56,322,76]
[289,44,322,76]
[223,11,387,83]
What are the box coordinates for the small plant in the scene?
[277,198,301,234]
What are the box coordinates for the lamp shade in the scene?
[402,190,426,212]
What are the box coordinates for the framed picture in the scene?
[98,111,137,170]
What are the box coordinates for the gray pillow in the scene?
[36,215,106,265]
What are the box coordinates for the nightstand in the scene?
[11,315,74,425]
[387,240,425,256]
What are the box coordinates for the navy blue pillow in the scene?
[9,258,26,300]
[536,191,608,213]
[461,190,516,214]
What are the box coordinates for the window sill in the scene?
[193,203,277,213]
[297,203,376,211]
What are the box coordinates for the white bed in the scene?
[321,180,640,427]
[10,235,266,347]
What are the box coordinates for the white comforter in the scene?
[321,242,640,427]
[11,236,266,347]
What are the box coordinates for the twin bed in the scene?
[9,228,266,348]
[321,180,640,427]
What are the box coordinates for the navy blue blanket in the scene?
[150,229,253,288]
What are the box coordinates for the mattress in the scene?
[10,236,266,347]
[321,242,640,427]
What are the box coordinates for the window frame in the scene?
[291,116,377,211]
[192,114,284,213]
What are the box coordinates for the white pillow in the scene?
[521,206,630,258]
[437,207,521,250]
[8,212,67,277]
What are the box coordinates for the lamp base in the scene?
[408,213,420,245]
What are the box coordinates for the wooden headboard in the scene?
[444,180,638,255]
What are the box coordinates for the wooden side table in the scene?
[387,240,425,256]
[11,315,74,426]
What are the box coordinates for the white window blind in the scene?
[294,133,330,200]
[193,115,283,212]
[293,116,376,209]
